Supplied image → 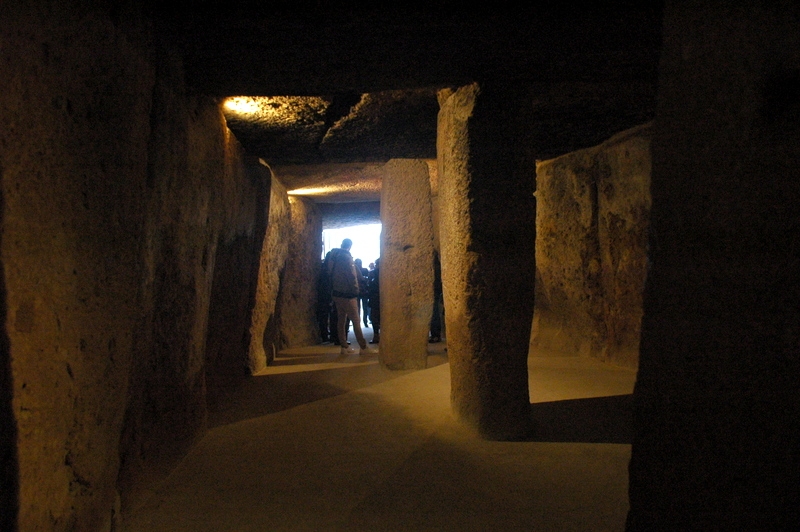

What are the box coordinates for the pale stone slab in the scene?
[380,159,435,370]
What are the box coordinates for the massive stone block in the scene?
[533,124,651,368]
[1,5,272,528]
[102,45,271,525]
[437,83,536,440]
[276,196,323,349]
[628,4,800,529]
[248,174,291,372]
[204,154,270,406]
[380,159,435,370]
[0,5,154,530]
[116,50,267,518]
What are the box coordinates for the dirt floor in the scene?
[124,329,636,531]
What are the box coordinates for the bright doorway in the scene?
[322,224,382,267]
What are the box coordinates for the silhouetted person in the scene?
[368,258,381,344]
[354,258,370,328]
[429,252,443,343]
[365,262,375,327]
[316,255,332,343]
[328,239,377,355]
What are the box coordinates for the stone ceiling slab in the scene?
[270,162,385,202]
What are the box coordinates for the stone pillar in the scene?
[379,159,435,370]
[437,83,536,440]
[627,3,800,530]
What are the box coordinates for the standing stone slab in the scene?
[204,155,270,405]
[628,4,800,529]
[437,83,536,440]
[277,196,323,349]
[1,8,154,529]
[380,159,435,370]
[533,124,651,368]
[248,173,291,373]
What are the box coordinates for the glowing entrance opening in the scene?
[322,224,382,267]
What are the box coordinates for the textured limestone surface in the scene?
[318,201,381,229]
[532,124,651,368]
[124,94,269,515]
[276,197,323,349]
[220,89,439,165]
[270,162,383,203]
[427,160,442,253]
[320,89,439,162]
[380,159,435,370]
[0,5,154,530]
[0,5,271,529]
[118,83,223,516]
[248,175,291,373]
[438,83,536,440]
[203,155,270,406]
[222,96,332,163]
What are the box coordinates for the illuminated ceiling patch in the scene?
[221,96,331,128]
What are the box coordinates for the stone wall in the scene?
[532,124,651,368]
[276,196,323,349]
[117,48,223,515]
[628,3,800,529]
[116,46,272,517]
[204,156,270,406]
[0,3,269,529]
[0,4,154,530]
[248,175,292,372]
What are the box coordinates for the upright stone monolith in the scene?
[628,4,800,529]
[437,83,536,440]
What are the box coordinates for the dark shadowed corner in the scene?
[530,395,633,444]
[1,179,20,531]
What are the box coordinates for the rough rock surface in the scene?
[1,6,154,530]
[276,197,323,349]
[320,89,439,162]
[248,175,291,373]
[1,6,274,528]
[318,201,381,229]
[221,89,439,165]
[270,162,383,203]
[118,80,233,517]
[438,83,536,440]
[204,156,270,406]
[532,124,651,368]
[380,159,435,370]
[222,96,333,163]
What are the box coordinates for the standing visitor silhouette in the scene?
[327,239,377,355]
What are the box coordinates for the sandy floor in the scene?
[123,332,636,531]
